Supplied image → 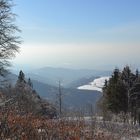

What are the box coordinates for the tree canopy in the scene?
[100,66,140,124]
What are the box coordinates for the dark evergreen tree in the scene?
[27,78,33,88]
[135,69,139,79]
[18,70,26,83]
[112,68,120,82]
[104,68,128,113]
[129,82,140,125]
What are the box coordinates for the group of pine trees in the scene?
[100,66,140,125]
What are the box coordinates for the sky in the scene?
[12,0,140,71]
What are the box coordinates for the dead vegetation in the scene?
[0,110,139,140]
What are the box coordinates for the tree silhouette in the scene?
[28,78,33,88]
[18,70,25,83]
[0,0,20,75]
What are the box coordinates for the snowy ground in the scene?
[77,76,110,92]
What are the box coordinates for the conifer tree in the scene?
[28,78,33,88]
[18,70,25,83]
[103,68,128,113]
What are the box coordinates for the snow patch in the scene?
[77,76,110,92]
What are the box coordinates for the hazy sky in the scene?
[12,0,140,70]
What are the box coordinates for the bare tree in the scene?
[58,80,62,117]
[0,0,20,75]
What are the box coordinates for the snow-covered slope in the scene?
[77,76,110,92]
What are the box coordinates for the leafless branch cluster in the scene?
[0,0,20,75]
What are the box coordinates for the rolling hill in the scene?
[27,67,111,87]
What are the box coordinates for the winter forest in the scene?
[0,0,140,140]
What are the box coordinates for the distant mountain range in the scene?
[2,67,111,109]
[26,67,111,88]
[31,79,101,109]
